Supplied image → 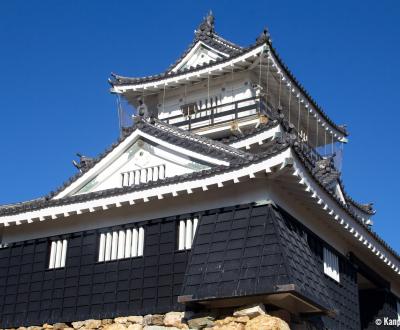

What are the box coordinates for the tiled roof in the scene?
[0,124,397,262]
[110,12,246,86]
[110,20,347,138]
[0,138,289,217]
[139,118,251,163]
[222,115,373,216]
[0,117,253,215]
[109,43,252,86]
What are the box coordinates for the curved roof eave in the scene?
[108,42,259,88]
[110,39,348,138]
[0,140,398,271]
[265,40,348,137]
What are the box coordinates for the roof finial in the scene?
[206,10,214,27]
[72,153,94,173]
[256,27,271,44]
[195,10,215,37]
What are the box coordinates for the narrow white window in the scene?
[138,227,145,257]
[178,218,198,251]
[105,232,112,261]
[98,227,144,261]
[131,228,139,257]
[117,229,126,259]
[60,239,68,268]
[98,233,106,262]
[178,220,186,251]
[49,241,57,269]
[323,247,340,282]
[49,239,68,269]
[185,219,193,250]
[111,231,118,260]
[55,240,63,268]
[125,229,132,258]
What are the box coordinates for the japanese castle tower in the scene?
[1,13,399,330]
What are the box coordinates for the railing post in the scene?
[235,101,238,120]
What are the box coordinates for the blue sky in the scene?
[0,1,399,252]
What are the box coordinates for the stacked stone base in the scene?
[2,304,291,330]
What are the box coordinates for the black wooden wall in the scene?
[307,232,360,329]
[0,203,397,329]
[180,204,332,310]
[0,216,189,328]
[359,289,398,329]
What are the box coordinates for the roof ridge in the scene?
[111,14,248,84]
[149,118,251,159]
[0,141,288,216]
[222,120,280,144]
[10,117,249,204]
[109,42,257,86]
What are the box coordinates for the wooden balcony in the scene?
[164,96,269,131]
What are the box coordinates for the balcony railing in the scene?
[164,96,268,131]
[121,164,166,187]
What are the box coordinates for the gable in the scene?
[73,138,210,195]
[171,42,226,73]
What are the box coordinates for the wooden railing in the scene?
[121,164,166,187]
[164,96,266,130]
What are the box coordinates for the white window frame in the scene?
[48,239,68,269]
[98,227,144,262]
[323,247,340,282]
[178,218,198,251]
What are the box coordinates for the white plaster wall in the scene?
[158,71,254,120]
[3,179,270,243]
[76,140,210,194]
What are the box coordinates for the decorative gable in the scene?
[74,138,210,195]
[171,42,225,73]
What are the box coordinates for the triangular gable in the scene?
[53,124,232,199]
[76,138,210,195]
[170,41,227,73]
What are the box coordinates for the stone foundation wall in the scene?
[1,304,292,330]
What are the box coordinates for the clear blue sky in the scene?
[0,1,399,252]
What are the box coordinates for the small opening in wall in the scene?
[180,102,198,117]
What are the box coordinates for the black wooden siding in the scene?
[359,289,398,329]
[0,217,189,328]
[181,204,362,330]
[306,228,360,329]
[181,204,332,307]
[0,203,397,329]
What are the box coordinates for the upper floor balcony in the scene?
[162,95,271,135]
